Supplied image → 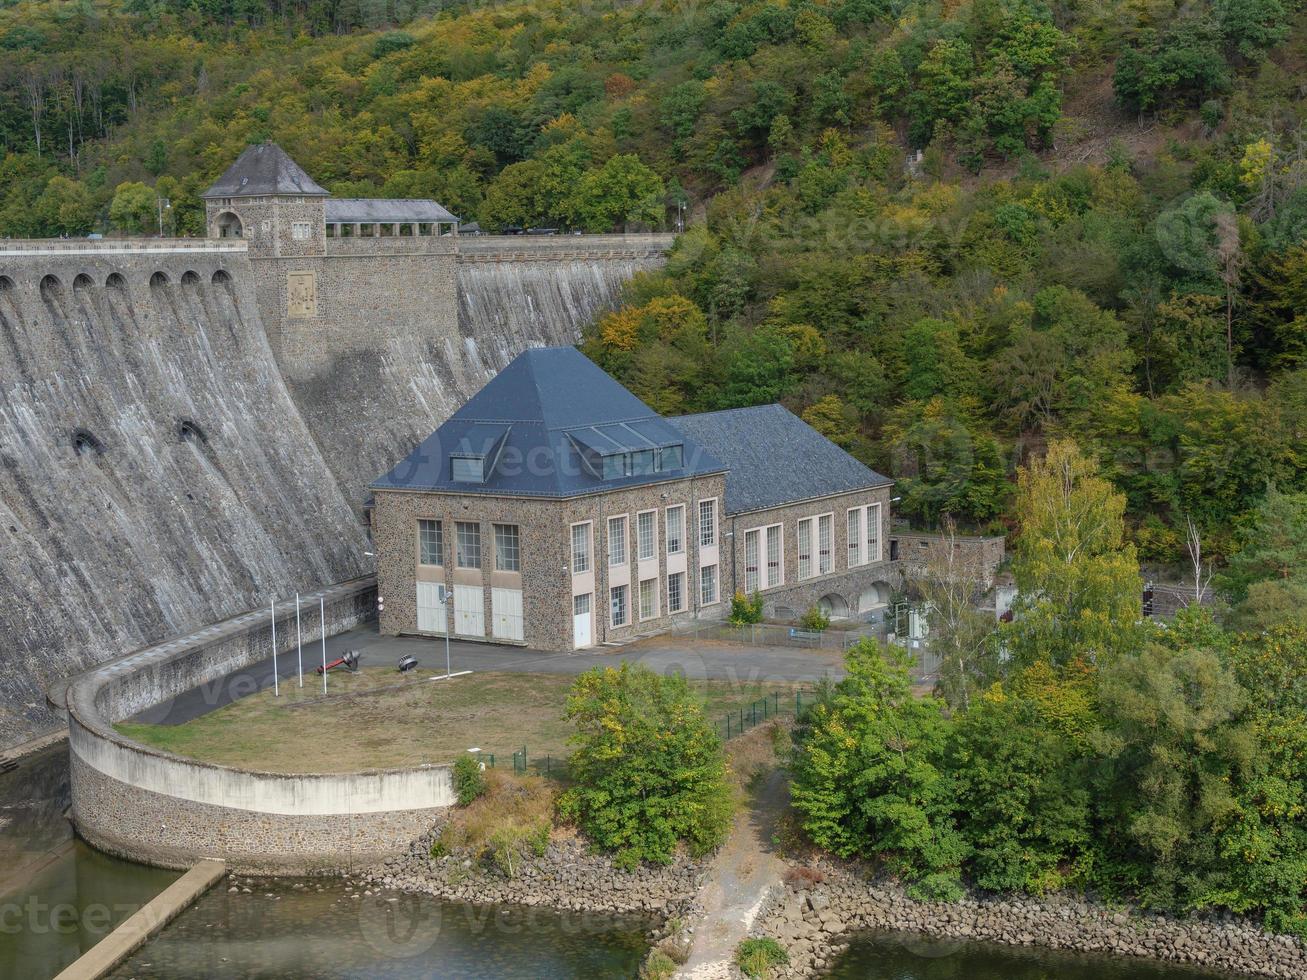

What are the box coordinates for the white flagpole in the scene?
[320,595,327,695]
[295,592,303,687]
[271,600,279,698]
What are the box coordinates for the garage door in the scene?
[453,585,484,637]
[492,588,524,642]
[416,582,447,634]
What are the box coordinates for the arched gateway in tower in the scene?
[200,142,458,256]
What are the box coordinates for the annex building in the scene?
[370,346,895,651]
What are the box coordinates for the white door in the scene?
[453,585,484,637]
[492,588,524,642]
[572,593,592,649]
[416,582,447,634]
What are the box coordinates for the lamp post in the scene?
[320,594,328,695]
[270,600,279,698]
[441,588,452,680]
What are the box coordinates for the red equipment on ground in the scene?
[316,650,361,674]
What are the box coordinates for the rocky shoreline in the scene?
[750,862,1307,979]
[359,826,710,918]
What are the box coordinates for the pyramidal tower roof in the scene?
[201,142,330,199]
[371,346,726,498]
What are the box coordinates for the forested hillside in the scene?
[4,0,1307,572]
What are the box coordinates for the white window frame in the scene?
[764,523,784,588]
[493,523,520,572]
[797,517,814,580]
[636,509,657,561]
[667,571,685,613]
[699,564,719,606]
[638,577,658,621]
[865,502,882,563]
[455,521,481,569]
[608,515,628,567]
[847,507,862,568]
[698,498,717,548]
[610,583,629,628]
[417,518,443,566]
[665,504,685,555]
[817,512,834,576]
[570,521,592,574]
[744,529,760,594]
[291,221,312,240]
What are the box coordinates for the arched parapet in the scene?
[64,576,453,873]
[39,273,64,299]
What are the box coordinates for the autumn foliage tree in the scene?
[558,664,732,870]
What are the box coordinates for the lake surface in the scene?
[107,881,652,979]
[0,745,1269,980]
[0,745,180,978]
[824,930,1259,980]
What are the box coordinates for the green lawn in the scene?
[116,668,806,774]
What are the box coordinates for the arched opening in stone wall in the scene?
[214,212,243,238]
[817,593,850,621]
[212,269,232,285]
[0,276,14,294]
[39,274,63,298]
[72,428,105,457]
[178,419,208,444]
[149,271,171,288]
[181,270,200,286]
[858,582,893,613]
[73,273,94,292]
[106,272,127,290]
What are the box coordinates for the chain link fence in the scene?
[666,617,889,650]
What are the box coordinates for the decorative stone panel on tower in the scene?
[200,142,462,384]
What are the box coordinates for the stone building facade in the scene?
[720,486,896,623]
[373,472,729,650]
[372,348,899,652]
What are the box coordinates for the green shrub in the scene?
[799,605,830,632]
[729,591,765,625]
[487,822,550,878]
[638,948,677,980]
[453,754,486,806]
[558,663,733,868]
[735,937,789,978]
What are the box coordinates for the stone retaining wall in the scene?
[364,826,708,917]
[752,866,1307,979]
[66,576,454,874]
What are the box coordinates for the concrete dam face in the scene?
[0,235,669,748]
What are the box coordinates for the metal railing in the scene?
[667,617,887,650]
[711,688,821,741]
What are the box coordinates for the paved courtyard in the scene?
[135,623,848,725]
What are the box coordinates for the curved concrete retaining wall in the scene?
[66,576,453,874]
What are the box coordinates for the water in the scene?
[107,883,652,979]
[0,746,179,978]
[824,930,1259,980]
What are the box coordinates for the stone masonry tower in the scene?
[200,142,329,258]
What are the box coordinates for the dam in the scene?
[0,229,672,750]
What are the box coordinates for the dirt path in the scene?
[677,768,790,978]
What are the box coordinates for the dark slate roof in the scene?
[669,404,892,515]
[326,199,458,224]
[201,143,329,199]
[371,346,726,498]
